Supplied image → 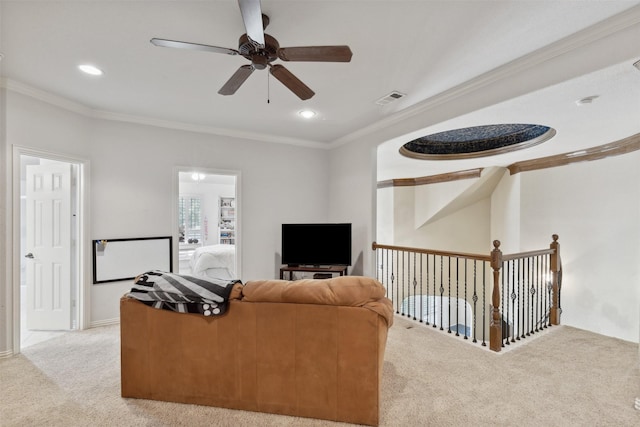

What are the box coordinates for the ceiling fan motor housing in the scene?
[238,33,279,69]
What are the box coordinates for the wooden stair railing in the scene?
[372,235,561,352]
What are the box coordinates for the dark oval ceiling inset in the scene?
[400,124,556,160]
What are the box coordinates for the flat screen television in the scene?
[281,223,352,267]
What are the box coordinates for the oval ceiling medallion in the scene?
[400,124,556,160]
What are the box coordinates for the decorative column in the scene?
[490,240,503,352]
[549,234,561,325]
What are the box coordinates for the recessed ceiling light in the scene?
[78,64,104,76]
[298,109,316,119]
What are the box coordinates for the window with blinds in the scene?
[178,195,202,244]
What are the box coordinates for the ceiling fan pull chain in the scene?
[267,70,270,104]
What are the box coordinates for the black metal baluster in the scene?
[464,258,468,340]
[510,260,516,343]
[544,254,549,329]
[385,249,390,299]
[439,256,444,331]
[527,257,536,337]
[481,261,486,346]
[538,255,543,331]
[412,252,417,321]
[558,256,562,321]
[398,251,406,316]
[516,258,523,341]
[432,254,437,328]
[502,260,508,347]
[547,254,553,327]
[392,250,397,314]
[472,260,478,343]
[544,255,548,328]
[406,251,410,317]
[455,257,460,337]
[523,258,528,338]
[532,257,537,335]
[420,254,424,323]
[447,257,452,334]
[523,257,527,337]
[529,257,535,336]
[406,251,410,318]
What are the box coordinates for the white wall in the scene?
[328,138,378,276]
[1,90,330,351]
[376,186,393,245]
[379,184,491,255]
[490,170,521,254]
[519,153,640,342]
[0,87,9,354]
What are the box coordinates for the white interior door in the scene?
[25,163,72,330]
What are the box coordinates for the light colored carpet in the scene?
[1,316,639,426]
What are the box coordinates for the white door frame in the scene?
[173,166,241,279]
[11,145,90,354]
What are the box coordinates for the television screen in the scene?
[281,223,352,266]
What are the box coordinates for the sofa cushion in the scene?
[243,276,393,326]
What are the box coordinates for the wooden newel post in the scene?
[489,240,503,352]
[549,234,561,325]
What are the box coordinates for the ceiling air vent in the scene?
[375,91,406,106]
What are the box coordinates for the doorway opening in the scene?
[15,152,85,351]
[176,169,240,280]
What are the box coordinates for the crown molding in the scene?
[378,133,640,187]
[377,168,483,188]
[2,78,94,116]
[330,5,640,148]
[507,132,640,175]
[0,78,327,150]
[92,109,327,149]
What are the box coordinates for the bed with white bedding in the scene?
[189,244,236,281]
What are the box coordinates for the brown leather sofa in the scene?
[120,276,394,426]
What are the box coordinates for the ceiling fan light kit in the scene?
[151,0,352,100]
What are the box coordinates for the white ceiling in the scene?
[2,1,640,180]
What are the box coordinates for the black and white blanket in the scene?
[127,270,239,316]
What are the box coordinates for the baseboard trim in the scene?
[0,349,15,359]
[90,318,120,328]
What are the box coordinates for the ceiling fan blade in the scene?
[151,38,239,56]
[218,65,255,96]
[278,46,353,62]
[270,64,315,100]
[237,0,265,47]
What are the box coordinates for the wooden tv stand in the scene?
[279,265,348,280]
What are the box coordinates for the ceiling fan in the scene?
[150,0,352,100]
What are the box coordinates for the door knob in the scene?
[25,253,34,259]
